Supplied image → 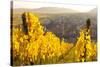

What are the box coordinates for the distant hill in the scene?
[88,8,97,14]
[13,7,79,14]
[32,7,78,14]
[13,7,97,43]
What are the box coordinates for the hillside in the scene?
[13,7,78,14]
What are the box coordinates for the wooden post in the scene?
[84,18,91,62]
[86,19,91,29]
[22,12,28,35]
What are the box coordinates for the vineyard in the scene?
[11,12,97,66]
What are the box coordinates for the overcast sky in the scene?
[13,0,97,12]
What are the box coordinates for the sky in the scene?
[13,0,97,12]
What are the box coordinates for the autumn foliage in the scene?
[11,12,97,66]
